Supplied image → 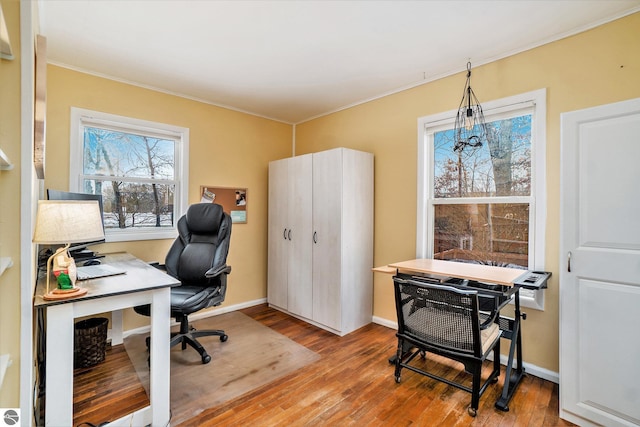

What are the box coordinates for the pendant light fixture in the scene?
[453,61,488,152]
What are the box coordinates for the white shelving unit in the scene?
[0,146,14,275]
[0,257,13,276]
[0,147,13,170]
[0,353,11,390]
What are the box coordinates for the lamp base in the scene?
[42,286,88,301]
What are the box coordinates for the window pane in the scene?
[433,203,529,268]
[433,115,531,198]
[83,127,175,180]
[83,179,175,230]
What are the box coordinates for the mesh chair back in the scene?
[394,277,482,356]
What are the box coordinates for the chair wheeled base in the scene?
[170,314,228,364]
[145,314,228,365]
[394,344,500,417]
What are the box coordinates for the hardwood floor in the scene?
[73,343,149,426]
[73,304,574,426]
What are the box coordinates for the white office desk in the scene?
[34,253,179,427]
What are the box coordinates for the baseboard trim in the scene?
[371,315,559,384]
[372,315,397,330]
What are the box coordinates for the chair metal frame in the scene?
[393,276,502,417]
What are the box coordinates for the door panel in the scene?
[267,159,289,309]
[312,149,342,330]
[560,98,640,427]
[578,280,640,423]
[287,154,313,318]
[578,115,640,250]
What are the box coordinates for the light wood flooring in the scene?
[73,304,574,426]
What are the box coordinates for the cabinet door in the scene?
[312,149,343,330]
[267,159,289,309]
[287,155,313,318]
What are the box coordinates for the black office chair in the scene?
[135,203,232,364]
[392,276,501,417]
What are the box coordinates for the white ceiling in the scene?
[38,0,640,124]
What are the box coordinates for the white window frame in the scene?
[70,107,189,242]
[417,89,547,310]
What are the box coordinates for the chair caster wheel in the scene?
[202,354,211,364]
[395,376,401,383]
[220,334,228,342]
[468,407,477,417]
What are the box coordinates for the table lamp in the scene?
[32,200,105,300]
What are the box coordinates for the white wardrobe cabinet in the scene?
[267,148,373,336]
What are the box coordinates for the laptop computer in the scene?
[76,264,126,281]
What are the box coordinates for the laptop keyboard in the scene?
[76,264,126,281]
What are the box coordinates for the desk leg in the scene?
[45,303,74,426]
[110,309,124,345]
[495,291,526,412]
[149,288,171,426]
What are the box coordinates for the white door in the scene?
[267,158,289,309]
[560,97,640,427]
[287,154,313,318]
[313,148,343,330]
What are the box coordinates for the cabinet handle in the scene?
[313,231,317,244]
[283,228,287,240]
[567,251,572,272]
[288,229,292,240]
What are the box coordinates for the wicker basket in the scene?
[74,317,109,368]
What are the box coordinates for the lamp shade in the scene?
[33,200,105,244]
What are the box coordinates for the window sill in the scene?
[106,228,178,243]
[513,288,545,311]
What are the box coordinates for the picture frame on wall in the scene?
[200,186,247,223]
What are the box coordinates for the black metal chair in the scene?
[135,202,232,364]
[392,276,502,417]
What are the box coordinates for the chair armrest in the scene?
[205,264,232,278]
[479,310,499,330]
[149,262,166,272]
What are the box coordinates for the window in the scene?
[417,89,546,309]
[70,108,189,242]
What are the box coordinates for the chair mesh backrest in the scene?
[394,277,481,355]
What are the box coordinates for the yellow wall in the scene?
[0,0,21,407]
[295,12,640,372]
[2,4,639,405]
[44,65,293,329]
